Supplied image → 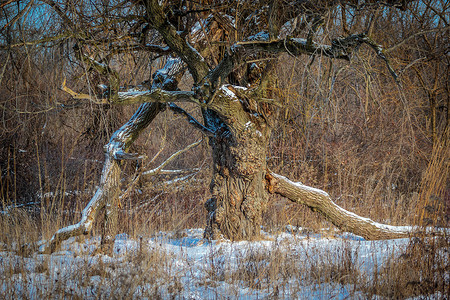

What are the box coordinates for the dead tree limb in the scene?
[142,139,203,177]
[266,172,413,240]
[39,156,120,254]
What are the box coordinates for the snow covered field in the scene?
[3,227,446,299]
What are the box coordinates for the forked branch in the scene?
[37,102,160,253]
[145,0,209,82]
[37,59,189,254]
[205,33,399,91]
[168,103,216,137]
[37,138,202,254]
[142,139,203,177]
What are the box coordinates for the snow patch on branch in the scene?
[118,90,151,97]
[186,41,205,62]
[232,85,248,91]
[272,173,329,197]
[220,85,238,100]
[271,173,431,237]
[331,202,413,234]
[279,19,298,39]
[191,21,203,36]
[190,18,210,42]
[291,38,308,46]
[223,14,235,27]
[152,57,183,85]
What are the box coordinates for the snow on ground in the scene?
[0,228,438,299]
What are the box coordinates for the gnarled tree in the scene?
[4,0,444,253]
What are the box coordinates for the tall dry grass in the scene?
[1,1,448,298]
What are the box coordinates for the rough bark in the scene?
[204,85,273,240]
[266,172,412,240]
[18,0,431,253]
[203,82,414,241]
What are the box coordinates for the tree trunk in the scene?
[204,85,272,240]
[203,84,415,241]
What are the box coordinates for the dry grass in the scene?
[1,75,448,298]
[1,2,448,297]
[362,235,450,298]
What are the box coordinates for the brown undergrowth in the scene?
[1,2,448,296]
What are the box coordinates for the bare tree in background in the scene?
[1,0,448,253]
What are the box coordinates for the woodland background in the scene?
[1,0,448,232]
[0,1,449,297]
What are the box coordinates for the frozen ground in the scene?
[0,228,444,299]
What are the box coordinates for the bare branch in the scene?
[0,53,10,86]
[360,35,400,85]
[168,103,216,137]
[74,48,121,95]
[37,102,164,254]
[267,172,414,240]
[205,36,349,91]
[63,52,200,106]
[61,79,198,106]
[142,139,203,177]
[1,0,34,32]
[61,78,105,103]
[39,0,76,31]
[107,44,172,56]
[203,33,400,92]
[38,57,191,254]
[385,28,450,53]
[153,169,200,175]
[121,167,200,207]
[0,33,71,50]
[0,0,18,9]
[145,0,210,82]
[115,89,199,105]
[119,141,201,205]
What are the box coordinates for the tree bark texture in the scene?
[267,172,412,240]
[28,0,433,254]
[204,85,273,240]
[203,84,413,241]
